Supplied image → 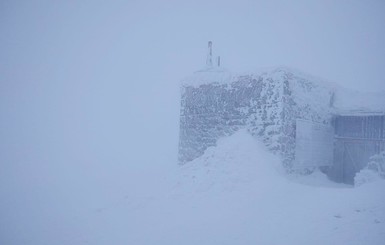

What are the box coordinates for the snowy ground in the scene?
[2,130,384,245]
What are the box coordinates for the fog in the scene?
[1,0,385,244]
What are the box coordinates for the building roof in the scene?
[334,110,385,116]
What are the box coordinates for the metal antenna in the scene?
[206,41,213,67]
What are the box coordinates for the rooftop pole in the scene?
[206,41,213,67]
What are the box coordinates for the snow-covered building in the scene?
[178,42,385,184]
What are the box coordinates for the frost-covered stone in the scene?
[178,67,334,168]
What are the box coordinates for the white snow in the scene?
[333,87,385,113]
[181,66,385,113]
[171,130,385,245]
[176,129,286,194]
[5,130,383,245]
[181,66,233,87]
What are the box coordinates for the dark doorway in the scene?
[331,114,385,184]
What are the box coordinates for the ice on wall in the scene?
[178,67,334,167]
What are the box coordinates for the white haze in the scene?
[1,0,385,244]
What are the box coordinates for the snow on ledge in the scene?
[181,66,233,87]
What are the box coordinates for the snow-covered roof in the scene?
[181,66,233,87]
[333,88,385,113]
[181,66,385,113]
[334,110,385,117]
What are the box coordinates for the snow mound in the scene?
[178,129,285,193]
[354,169,383,187]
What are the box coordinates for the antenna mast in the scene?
[206,41,213,67]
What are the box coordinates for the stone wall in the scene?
[178,68,334,168]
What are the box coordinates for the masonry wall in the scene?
[279,71,334,167]
[178,73,285,164]
[178,68,334,168]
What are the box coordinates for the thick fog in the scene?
[1,0,385,244]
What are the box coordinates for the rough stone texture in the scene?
[178,67,334,168]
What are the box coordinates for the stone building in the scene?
[178,42,385,183]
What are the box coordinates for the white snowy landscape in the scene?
[1,1,385,245]
[3,130,385,245]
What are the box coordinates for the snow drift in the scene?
[2,130,384,245]
[171,130,385,245]
[177,129,285,193]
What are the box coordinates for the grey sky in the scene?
[1,0,385,169]
[2,1,385,89]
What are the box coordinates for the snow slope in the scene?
[173,130,385,245]
[2,130,384,245]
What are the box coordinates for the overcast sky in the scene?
[1,0,385,174]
